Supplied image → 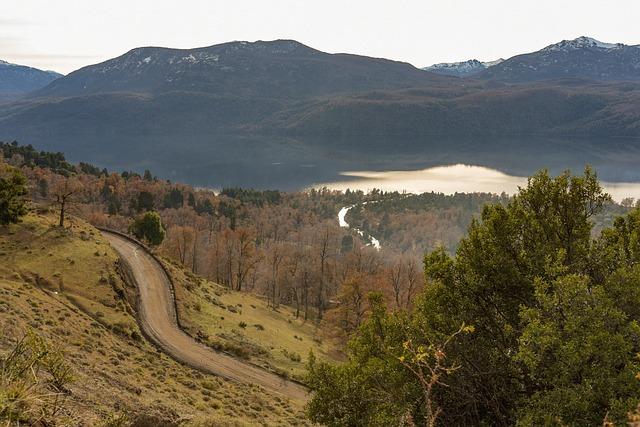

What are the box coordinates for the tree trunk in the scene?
[58,199,65,227]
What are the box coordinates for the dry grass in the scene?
[166,262,338,381]
[0,212,309,425]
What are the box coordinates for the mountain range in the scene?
[1,36,640,188]
[479,36,640,82]
[0,60,61,101]
[423,59,503,77]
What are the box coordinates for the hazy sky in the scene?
[3,0,640,74]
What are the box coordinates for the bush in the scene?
[0,329,74,425]
[0,161,27,225]
[129,211,165,246]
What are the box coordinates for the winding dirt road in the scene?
[102,231,308,401]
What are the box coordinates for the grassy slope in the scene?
[0,211,308,426]
[166,261,338,381]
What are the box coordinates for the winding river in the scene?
[338,204,382,251]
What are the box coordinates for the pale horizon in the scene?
[2,0,640,74]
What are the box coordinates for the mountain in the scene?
[479,36,640,82]
[33,39,451,99]
[0,60,62,99]
[1,39,640,189]
[259,80,640,138]
[423,59,503,77]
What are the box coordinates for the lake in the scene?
[316,164,640,202]
[53,134,640,194]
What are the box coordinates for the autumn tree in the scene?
[234,227,259,291]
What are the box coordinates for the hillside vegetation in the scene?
[168,261,338,380]
[307,169,640,426]
[0,211,309,425]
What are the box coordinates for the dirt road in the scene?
[102,231,308,401]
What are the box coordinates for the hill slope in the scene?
[0,60,61,99]
[479,36,640,83]
[0,212,312,425]
[33,39,451,99]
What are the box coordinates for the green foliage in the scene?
[136,191,155,212]
[0,329,75,425]
[0,141,75,174]
[340,234,354,253]
[195,198,214,215]
[308,168,640,426]
[516,275,640,426]
[163,188,184,209]
[129,211,166,246]
[306,293,467,426]
[0,162,28,225]
[78,161,106,177]
[221,187,282,206]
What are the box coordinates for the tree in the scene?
[129,211,165,246]
[50,176,83,227]
[307,293,471,427]
[325,273,370,342]
[0,161,28,225]
[340,234,354,253]
[136,191,155,212]
[307,169,638,426]
[163,188,183,209]
[234,228,259,291]
[516,275,640,425]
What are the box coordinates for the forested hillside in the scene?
[307,169,640,426]
[4,141,640,425]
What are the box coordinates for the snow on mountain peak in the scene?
[423,58,504,77]
[543,36,624,52]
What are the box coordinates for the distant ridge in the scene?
[33,39,452,99]
[423,58,504,77]
[478,36,640,82]
[1,37,640,189]
[0,60,62,99]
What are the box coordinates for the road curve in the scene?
[102,231,308,401]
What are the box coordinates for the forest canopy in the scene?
[307,168,640,426]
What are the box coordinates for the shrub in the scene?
[0,329,74,424]
[0,162,27,225]
[129,211,165,246]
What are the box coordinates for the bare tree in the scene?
[266,241,285,308]
[404,259,421,308]
[389,259,405,309]
[50,176,83,227]
[235,228,259,292]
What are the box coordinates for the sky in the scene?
[2,0,640,74]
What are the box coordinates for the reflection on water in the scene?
[318,164,640,202]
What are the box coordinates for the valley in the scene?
[3,12,640,424]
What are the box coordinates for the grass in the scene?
[0,211,309,425]
[166,262,339,381]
